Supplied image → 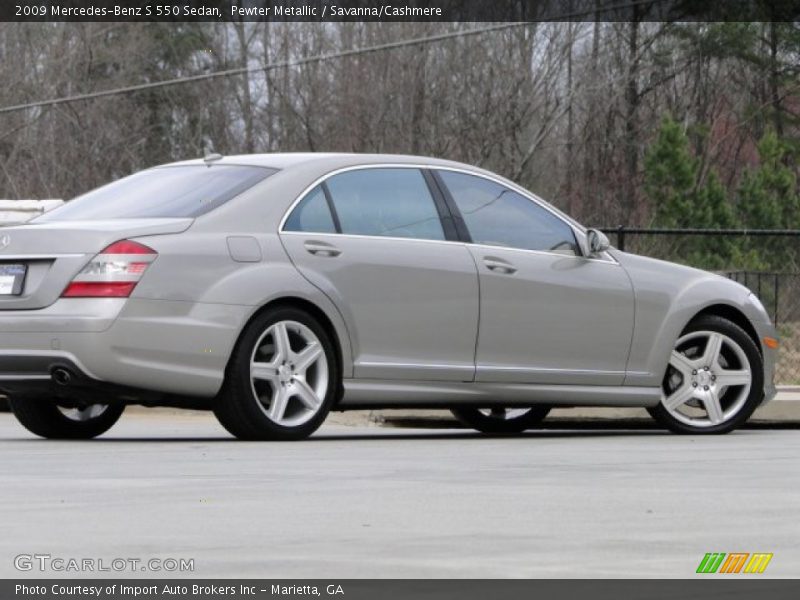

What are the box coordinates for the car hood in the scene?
[611,249,750,301]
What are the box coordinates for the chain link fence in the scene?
[602,227,800,385]
[726,272,800,385]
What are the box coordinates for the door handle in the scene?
[304,240,341,257]
[483,257,517,274]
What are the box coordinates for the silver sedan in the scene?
[0,153,778,439]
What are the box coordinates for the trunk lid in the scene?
[0,218,192,310]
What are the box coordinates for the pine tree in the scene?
[738,130,799,229]
[644,116,742,269]
[737,130,800,270]
[644,116,697,228]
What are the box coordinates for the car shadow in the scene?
[0,429,737,443]
[1,418,795,443]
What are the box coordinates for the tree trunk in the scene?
[768,20,784,138]
[234,22,255,153]
[624,17,641,225]
[565,20,575,215]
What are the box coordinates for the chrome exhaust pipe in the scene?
[52,368,74,386]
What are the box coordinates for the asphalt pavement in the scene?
[1,410,798,578]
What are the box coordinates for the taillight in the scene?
[62,240,157,298]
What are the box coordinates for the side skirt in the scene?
[338,379,662,409]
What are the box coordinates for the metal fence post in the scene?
[617,225,626,252]
[774,276,779,326]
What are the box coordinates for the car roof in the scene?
[160,152,481,172]
[158,152,585,233]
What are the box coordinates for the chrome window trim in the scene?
[281,231,616,266]
[280,230,464,247]
[469,242,620,266]
[279,164,446,241]
[278,163,617,264]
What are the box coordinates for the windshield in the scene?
[35,165,277,221]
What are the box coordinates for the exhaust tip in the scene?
[52,368,73,386]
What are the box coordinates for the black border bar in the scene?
[5,580,800,600]
[3,0,800,22]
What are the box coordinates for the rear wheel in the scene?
[214,306,339,441]
[648,315,762,434]
[9,398,124,439]
[451,406,551,434]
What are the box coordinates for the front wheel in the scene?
[9,399,124,439]
[451,406,551,434]
[648,315,763,434]
[214,306,339,441]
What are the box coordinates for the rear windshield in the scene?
[35,165,277,221]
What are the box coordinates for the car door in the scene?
[280,166,479,382]
[435,169,635,386]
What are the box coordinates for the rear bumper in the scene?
[0,298,251,399]
[0,354,210,408]
[0,353,91,382]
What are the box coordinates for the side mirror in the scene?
[586,229,610,257]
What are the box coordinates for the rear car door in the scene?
[435,169,635,386]
[279,166,479,382]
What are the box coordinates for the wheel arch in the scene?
[688,303,762,356]
[226,296,350,399]
[631,280,762,388]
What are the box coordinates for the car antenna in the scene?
[203,143,223,165]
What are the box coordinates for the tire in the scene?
[214,306,339,441]
[451,406,551,434]
[9,398,124,439]
[648,315,763,435]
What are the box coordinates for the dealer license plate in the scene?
[0,263,27,296]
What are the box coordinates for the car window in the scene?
[325,168,445,241]
[284,185,337,233]
[438,171,579,255]
[35,165,277,221]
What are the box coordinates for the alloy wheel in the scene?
[56,404,109,422]
[478,408,536,421]
[250,320,329,427]
[662,330,752,428]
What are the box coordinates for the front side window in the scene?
[325,168,445,241]
[438,171,579,255]
[36,165,277,221]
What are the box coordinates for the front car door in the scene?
[434,169,635,386]
[280,166,479,382]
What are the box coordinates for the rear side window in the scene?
[284,185,337,233]
[326,168,445,241]
[35,165,277,221]
[438,171,579,255]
